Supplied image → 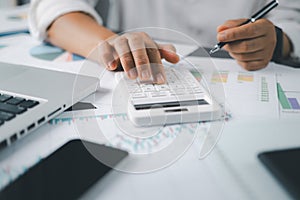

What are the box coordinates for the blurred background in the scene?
[0,0,29,7]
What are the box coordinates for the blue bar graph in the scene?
[288,98,300,110]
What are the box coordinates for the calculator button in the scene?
[155,85,170,91]
[150,92,168,97]
[131,93,147,99]
[141,85,156,92]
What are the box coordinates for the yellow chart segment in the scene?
[211,71,229,83]
[238,72,254,82]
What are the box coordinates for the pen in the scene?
[209,0,279,54]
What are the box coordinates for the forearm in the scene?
[47,12,116,59]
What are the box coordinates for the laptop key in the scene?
[0,111,16,121]
[6,97,25,105]
[19,100,39,108]
[0,102,26,114]
[0,94,12,102]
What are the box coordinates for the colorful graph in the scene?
[30,43,84,62]
[260,77,269,102]
[211,71,229,83]
[277,83,300,110]
[50,113,203,154]
[190,70,202,82]
[237,72,254,82]
[49,113,128,125]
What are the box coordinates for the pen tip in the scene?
[209,46,220,54]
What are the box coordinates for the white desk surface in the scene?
[79,118,300,200]
[1,33,300,200]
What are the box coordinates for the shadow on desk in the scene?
[189,47,232,59]
[189,47,300,68]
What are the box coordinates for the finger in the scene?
[217,19,246,32]
[139,35,166,84]
[98,41,117,70]
[147,47,165,84]
[224,36,266,53]
[236,60,269,71]
[217,19,269,43]
[229,50,265,62]
[157,44,180,63]
[114,36,137,79]
[127,34,151,81]
[137,35,165,84]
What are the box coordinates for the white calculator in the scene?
[115,67,222,126]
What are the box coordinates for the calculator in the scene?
[115,67,222,126]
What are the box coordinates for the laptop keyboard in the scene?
[0,93,39,126]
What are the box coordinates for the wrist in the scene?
[282,33,293,58]
[272,26,288,63]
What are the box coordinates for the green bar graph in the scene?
[277,83,291,109]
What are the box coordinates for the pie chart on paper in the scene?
[30,43,84,62]
[0,45,7,49]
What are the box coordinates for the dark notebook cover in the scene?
[258,147,300,200]
[0,139,128,200]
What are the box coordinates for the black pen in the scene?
[209,0,279,54]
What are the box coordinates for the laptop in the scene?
[0,61,99,149]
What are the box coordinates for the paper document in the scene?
[0,5,29,34]
[184,57,279,119]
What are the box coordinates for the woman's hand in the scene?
[217,18,277,70]
[47,12,179,84]
[97,32,180,83]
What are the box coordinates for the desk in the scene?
[81,121,299,200]
[0,31,300,199]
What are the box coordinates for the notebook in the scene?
[258,147,300,200]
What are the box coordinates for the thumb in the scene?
[217,18,247,33]
[157,43,180,64]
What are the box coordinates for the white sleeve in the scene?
[28,0,103,41]
[268,0,300,59]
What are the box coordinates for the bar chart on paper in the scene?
[276,72,300,116]
[237,72,254,82]
[211,71,229,83]
[208,69,277,117]
[277,83,300,117]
